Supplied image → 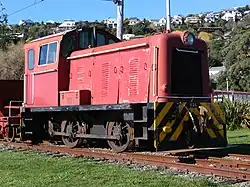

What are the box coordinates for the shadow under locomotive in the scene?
[19,97,228,152]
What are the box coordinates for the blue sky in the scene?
[2,0,250,24]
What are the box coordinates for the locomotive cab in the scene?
[61,27,121,57]
[23,27,120,108]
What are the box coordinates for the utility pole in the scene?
[114,0,124,40]
[166,0,171,32]
[226,78,229,91]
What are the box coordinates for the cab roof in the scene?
[27,29,76,44]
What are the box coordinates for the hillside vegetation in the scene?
[0,8,249,92]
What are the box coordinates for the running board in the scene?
[52,132,120,140]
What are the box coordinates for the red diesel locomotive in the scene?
[0,28,227,152]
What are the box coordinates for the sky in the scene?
[2,0,250,24]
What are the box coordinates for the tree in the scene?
[216,31,250,91]
[208,39,225,67]
[0,4,10,51]
[0,43,25,80]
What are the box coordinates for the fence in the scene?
[212,90,250,102]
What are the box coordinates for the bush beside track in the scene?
[218,99,250,130]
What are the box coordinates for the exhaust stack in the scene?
[166,0,171,33]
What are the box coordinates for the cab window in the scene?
[61,35,76,57]
[28,49,35,70]
[108,39,116,44]
[38,42,58,65]
[97,33,105,46]
[79,31,94,49]
[48,42,57,64]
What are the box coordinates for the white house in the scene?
[171,15,183,25]
[204,13,216,23]
[149,19,160,26]
[45,20,56,24]
[104,18,117,29]
[19,19,34,26]
[214,13,221,19]
[185,16,202,24]
[198,13,204,18]
[158,17,167,26]
[149,17,167,27]
[123,34,135,40]
[209,66,226,80]
[58,19,76,30]
[128,17,141,25]
[221,10,242,21]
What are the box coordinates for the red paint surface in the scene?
[24,34,63,107]
[24,30,210,107]
[0,80,23,138]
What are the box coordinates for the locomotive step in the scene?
[53,131,119,140]
[24,132,33,135]
[9,124,21,127]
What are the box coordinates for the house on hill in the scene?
[221,10,242,21]
[19,19,34,26]
[128,17,141,25]
[58,19,76,30]
[104,18,117,29]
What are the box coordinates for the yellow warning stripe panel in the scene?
[200,103,223,129]
[154,102,174,148]
[190,108,200,116]
[153,102,157,131]
[154,102,173,129]
[216,125,225,137]
[159,120,175,143]
[170,112,189,141]
[154,141,157,148]
[207,128,217,138]
[211,102,226,124]
[200,103,224,137]
[179,102,187,113]
[187,108,218,139]
[167,103,187,141]
[154,102,185,147]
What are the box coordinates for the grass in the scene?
[227,128,250,145]
[1,128,250,187]
[0,149,227,187]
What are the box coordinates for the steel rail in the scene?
[229,154,250,161]
[1,141,250,181]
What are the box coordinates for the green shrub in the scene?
[218,99,250,130]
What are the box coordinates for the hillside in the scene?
[0,5,250,91]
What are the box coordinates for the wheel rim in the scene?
[61,120,85,148]
[3,126,15,142]
[107,121,134,152]
[187,131,195,149]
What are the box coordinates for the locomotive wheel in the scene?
[106,121,134,152]
[3,126,15,142]
[186,129,195,149]
[61,120,85,148]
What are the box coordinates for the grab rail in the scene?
[8,101,23,117]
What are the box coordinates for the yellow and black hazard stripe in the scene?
[153,101,227,150]
[154,102,189,149]
[200,102,226,138]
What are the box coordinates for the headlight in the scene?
[182,32,195,46]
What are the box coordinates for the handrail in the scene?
[67,43,149,60]
[156,96,211,100]
[8,100,23,117]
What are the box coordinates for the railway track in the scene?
[1,141,250,181]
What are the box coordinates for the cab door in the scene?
[25,41,59,107]
[33,42,59,107]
